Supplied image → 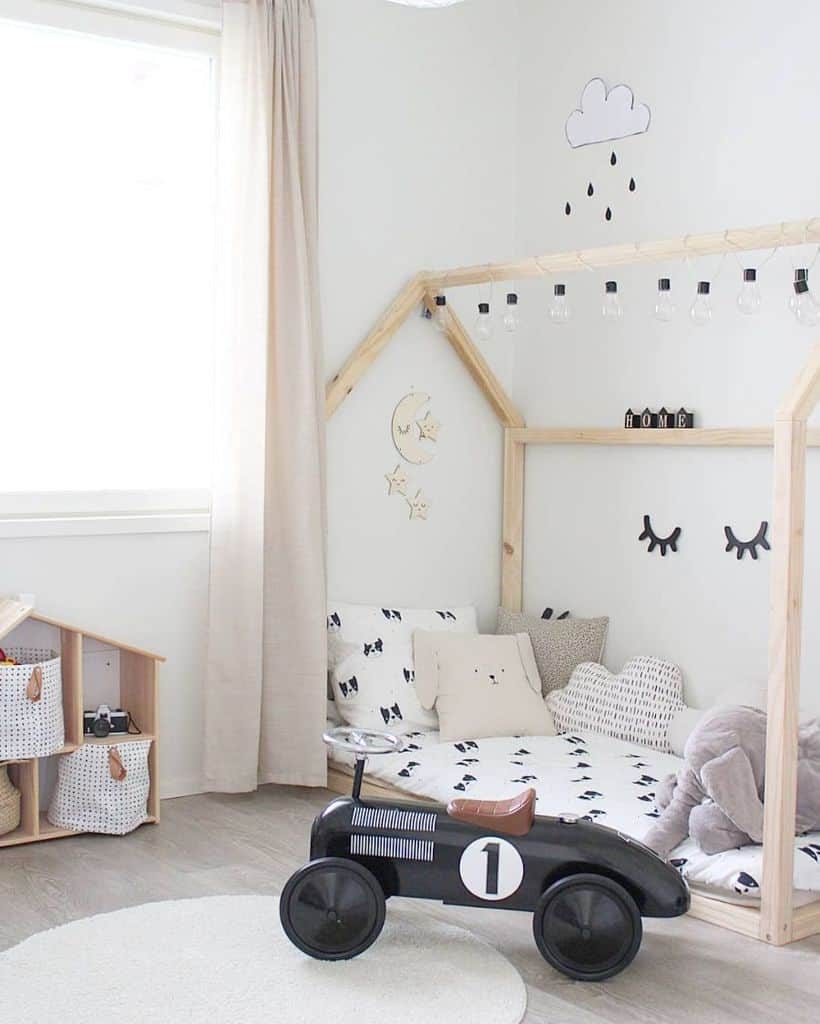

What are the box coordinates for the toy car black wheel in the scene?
[280,857,386,961]
[533,873,642,982]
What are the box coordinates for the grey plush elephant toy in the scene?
[643,705,820,860]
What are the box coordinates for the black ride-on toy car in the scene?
[280,727,689,981]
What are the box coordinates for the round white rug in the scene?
[0,894,526,1024]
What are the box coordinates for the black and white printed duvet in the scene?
[329,729,820,902]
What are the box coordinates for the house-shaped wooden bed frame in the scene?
[325,217,820,947]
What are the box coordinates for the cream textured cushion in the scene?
[413,631,556,742]
[546,656,685,753]
[496,608,609,696]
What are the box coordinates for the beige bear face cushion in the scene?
[413,631,556,742]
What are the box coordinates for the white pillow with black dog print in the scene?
[327,603,478,732]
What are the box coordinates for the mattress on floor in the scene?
[328,727,820,901]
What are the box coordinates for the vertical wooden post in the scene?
[760,418,806,944]
[502,430,525,611]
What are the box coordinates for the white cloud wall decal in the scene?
[565,78,651,148]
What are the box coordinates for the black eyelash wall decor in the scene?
[639,515,681,557]
[724,521,770,561]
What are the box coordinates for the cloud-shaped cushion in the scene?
[565,78,650,148]
[546,656,685,753]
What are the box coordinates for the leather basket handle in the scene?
[26,666,43,703]
[108,747,127,782]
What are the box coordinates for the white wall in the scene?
[512,0,820,712]
[318,0,519,630]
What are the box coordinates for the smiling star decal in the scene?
[406,490,430,521]
[385,464,408,497]
[417,412,441,443]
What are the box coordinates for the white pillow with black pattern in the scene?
[546,656,686,753]
[327,602,478,732]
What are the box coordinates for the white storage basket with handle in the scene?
[48,740,152,836]
[0,647,65,759]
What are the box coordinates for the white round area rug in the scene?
[0,895,526,1024]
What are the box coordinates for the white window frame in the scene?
[0,0,219,537]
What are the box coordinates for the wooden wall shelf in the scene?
[511,427,820,447]
[0,599,163,849]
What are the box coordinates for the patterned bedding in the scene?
[329,728,820,902]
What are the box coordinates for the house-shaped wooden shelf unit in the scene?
[0,597,164,848]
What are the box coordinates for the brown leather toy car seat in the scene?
[446,787,536,837]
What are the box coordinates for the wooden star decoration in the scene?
[417,412,441,442]
[407,490,430,521]
[385,465,408,496]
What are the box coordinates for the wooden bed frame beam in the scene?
[424,217,820,290]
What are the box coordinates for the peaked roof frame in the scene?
[324,216,820,947]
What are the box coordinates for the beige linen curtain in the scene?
[204,0,327,792]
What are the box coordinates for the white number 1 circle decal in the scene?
[459,836,524,901]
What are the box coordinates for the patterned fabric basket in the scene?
[0,764,21,837]
[47,740,151,836]
[0,648,65,759]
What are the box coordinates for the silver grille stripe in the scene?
[350,834,435,862]
[351,805,436,833]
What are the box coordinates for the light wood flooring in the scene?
[1,784,818,1023]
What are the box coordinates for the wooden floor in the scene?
[1,785,818,1023]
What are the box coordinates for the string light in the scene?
[475,301,493,340]
[549,284,572,324]
[503,292,520,334]
[690,281,712,326]
[736,268,762,315]
[433,295,448,333]
[602,281,623,321]
[653,278,675,322]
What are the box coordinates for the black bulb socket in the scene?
[435,295,446,307]
[795,279,809,295]
[658,278,670,292]
[506,293,518,305]
[478,302,490,314]
[743,268,757,282]
[795,268,808,282]
[605,281,618,294]
[697,281,711,295]
[554,284,566,296]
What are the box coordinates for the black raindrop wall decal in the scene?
[587,182,594,197]
[605,206,612,221]
[610,151,617,166]
[628,177,636,192]
[565,201,572,216]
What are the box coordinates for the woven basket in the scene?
[0,764,21,837]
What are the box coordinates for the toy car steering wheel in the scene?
[322,726,404,757]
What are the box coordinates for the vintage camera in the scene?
[83,704,130,739]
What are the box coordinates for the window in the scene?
[0,3,217,515]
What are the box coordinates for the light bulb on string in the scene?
[690,281,712,326]
[433,294,448,333]
[793,279,820,327]
[503,292,520,334]
[653,278,675,322]
[602,280,622,322]
[549,283,572,324]
[737,268,762,315]
[789,269,808,313]
[475,301,493,341]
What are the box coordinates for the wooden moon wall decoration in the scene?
[391,391,441,465]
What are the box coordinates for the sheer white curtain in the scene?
[204,0,327,792]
